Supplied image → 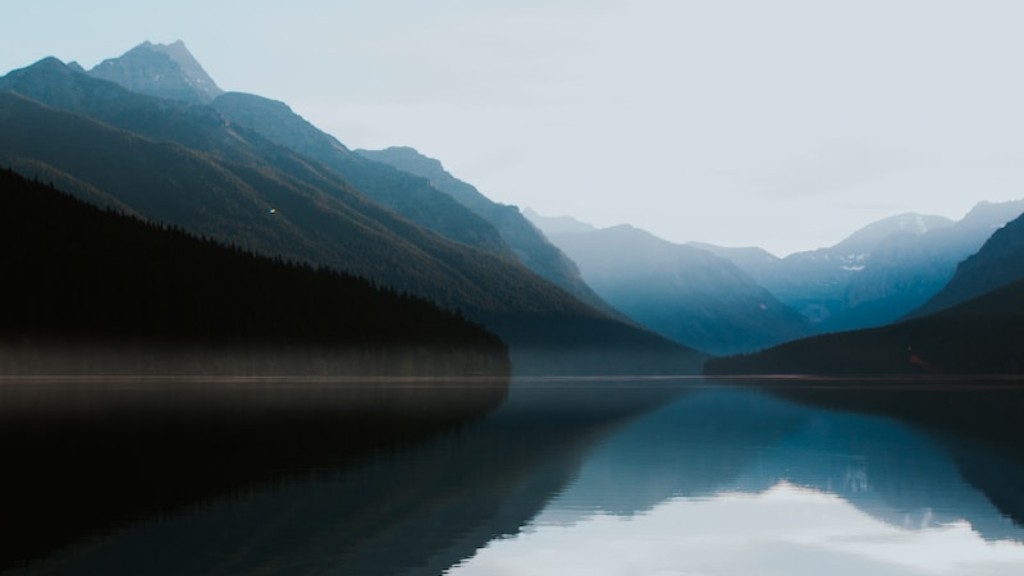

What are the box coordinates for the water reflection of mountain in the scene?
[540,386,1024,542]
[764,382,1024,533]
[4,380,679,576]
[8,380,1022,575]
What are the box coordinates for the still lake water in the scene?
[3,376,1024,575]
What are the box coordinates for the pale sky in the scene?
[4,0,1024,255]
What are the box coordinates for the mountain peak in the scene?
[4,57,77,86]
[88,40,223,104]
[959,198,1024,230]
[831,212,953,254]
[25,56,68,72]
[366,146,445,172]
[522,209,597,236]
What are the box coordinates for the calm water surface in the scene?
[3,376,1024,575]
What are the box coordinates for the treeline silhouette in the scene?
[705,276,1024,375]
[0,168,507,367]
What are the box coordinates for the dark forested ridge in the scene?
[0,169,509,375]
[705,277,1024,376]
[912,211,1024,318]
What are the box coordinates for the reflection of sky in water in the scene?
[450,483,1024,576]
[449,388,1024,575]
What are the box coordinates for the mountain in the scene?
[209,93,514,257]
[84,41,511,257]
[355,146,612,311]
[84,42,505,256]
[0,58,528,308]
[686,242,781,284]
[756,213,952,326]
[913,211,1024,317]
[89,41,223,104]
[0,54,702,373]
[704,276,1024,375]
[524,209,598,235]
[545,224,812,355]
[711,207,1024,333]
[0,168,508,376]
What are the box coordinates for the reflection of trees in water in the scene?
[8,381,1022,575]
[0,378,508,572]
[2,379,679,575]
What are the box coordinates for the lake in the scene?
[3,376,1024,575]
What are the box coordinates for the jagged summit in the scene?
[88,40,222,104]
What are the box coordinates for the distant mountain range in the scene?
[706,210,1024,375]
[0,41,701,374]
[527,216,811,355]
[528,198,1023,371]
[705,278,1024,375]
[5,39,1021,376]
[700,204,1024,333]
[912,211,1024,317]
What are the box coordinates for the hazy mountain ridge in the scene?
[544,224,812,355]
[705,208,1024,375]
[912,210,1024,317]
[355,146,615,313]
[706,205,1024,333]
[686,242,781,282]
[524,209,598,235]
[0,49,703,373]
[210,93,514,257]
